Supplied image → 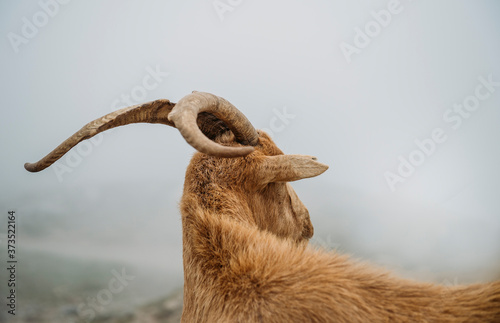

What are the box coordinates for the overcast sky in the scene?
[1,0,499,294]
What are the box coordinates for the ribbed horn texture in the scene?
[25,92,260,172]
[168,92,259,158]
[24,99,175,172]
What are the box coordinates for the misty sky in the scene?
[1,0,500,291]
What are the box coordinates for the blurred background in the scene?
[1,1,499,322]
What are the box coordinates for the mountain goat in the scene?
[26,92,500,322]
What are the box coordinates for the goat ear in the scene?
[255,155,329,184]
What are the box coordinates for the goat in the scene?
[26,92,500,322]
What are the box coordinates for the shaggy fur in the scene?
[180,131,500,322]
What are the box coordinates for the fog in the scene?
[1,0,499,320]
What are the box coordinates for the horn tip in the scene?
[24,162,39,172]
[235,146,255,157]
[211,146,255,158]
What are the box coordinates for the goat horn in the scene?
[24,99,175,172]
[25,92,259,172]
[168,91,259,158]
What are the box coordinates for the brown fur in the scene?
[179,131,500,322]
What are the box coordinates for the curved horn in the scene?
[168,92,259,158]
[24,99,175,172]
[25,92,259,173]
